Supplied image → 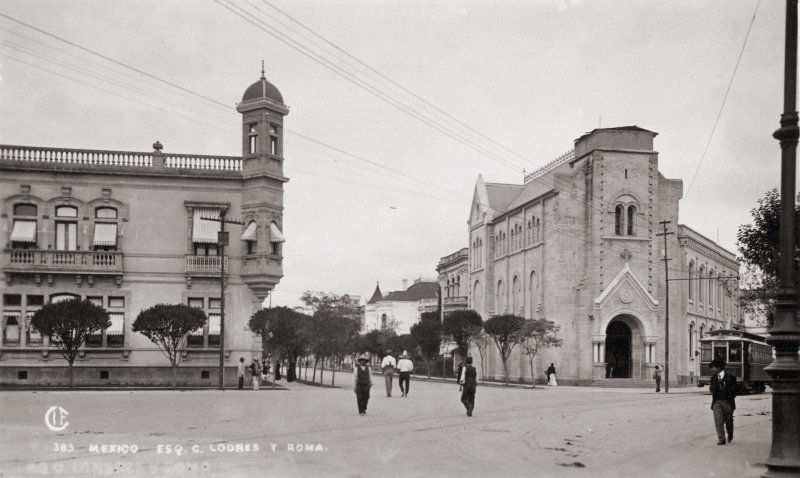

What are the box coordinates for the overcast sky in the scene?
[0,0,788,309]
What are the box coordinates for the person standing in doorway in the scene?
[653,365,662,392]
[546,363,558,386]
[397,351,414,397]
[381,349,397,397]
[709,359,737,445]
[459,356,477,417]
[353,354,373,415]
[237,357,246,390]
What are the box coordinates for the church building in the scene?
[464,126,740,386]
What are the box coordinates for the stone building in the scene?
[0,70,289,387]
[464,126,740,386]
[437,248,469,319]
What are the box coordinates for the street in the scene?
[0,379,771,478]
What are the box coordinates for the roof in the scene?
[574,125,657,144]
[242,73,284,104]
[484,182,525,212]
[367,283,384,304]
[382,281,439,302]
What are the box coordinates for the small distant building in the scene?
[364,278,439,334]
[437,248,469,319]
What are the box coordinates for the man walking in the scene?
[381,349,397,397]
[353,354,373,415]
[653,365,662,392]
[237,357,246,390]
[709,359,737,445]
[397,351,414,397]
[459,356,477,417]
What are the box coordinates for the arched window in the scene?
[627,205,636,236]
[536,218,541,242]
[497,279,505,314]
[527,220,532,244]
[689,322,695,359]
[55,206,79,251]
[708,269,715,310]
[381,314,387,330]
[699,266,706,303]
[3,314,20,346]
[529,270,538,318]
[14,204,37,216]
[688,261,695,301]
[512,275,520,314]
[615,205,624,235]
[473,280,482,312]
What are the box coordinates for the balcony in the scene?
[443,296,469,313]
[4,249,123,275]
[185,255,229,277]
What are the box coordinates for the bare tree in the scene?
[520,318,563,387]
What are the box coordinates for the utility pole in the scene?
[657,220,673,393]
[765,1,800,475]
[201,213,244,391]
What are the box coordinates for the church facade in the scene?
[465,127,740,386]
[0,70,289,387]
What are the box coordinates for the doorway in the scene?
[606,320,632,378]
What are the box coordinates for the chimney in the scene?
[402,279,408,290]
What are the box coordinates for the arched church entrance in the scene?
[605,315,645,379]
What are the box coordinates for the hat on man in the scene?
[465,356,473,364]
[357,354,368,363]
[709,359,726,369]
[400,350,409,359]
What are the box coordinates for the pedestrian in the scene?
[250,358,261,390]
[381,349,397,397]
[237,357,246,390]
[709,359,737,445]
[275,360,282,381]
[456,359,465,386]
[353,354,373,415]
[653,365,662,392]
[397,350,414,397]
[547,363,558,386]
[459,356,477,417]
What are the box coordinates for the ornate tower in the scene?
[236,65,289,301]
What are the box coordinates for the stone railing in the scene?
[524,149,575,184]
[4,249,123,273]
[438,248,468,267]
[443,296,468,307]
[185,255,229,275]
[0,145,241,172]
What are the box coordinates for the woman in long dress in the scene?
[546,363,557,386]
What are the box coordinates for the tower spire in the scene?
[261,60,265,80]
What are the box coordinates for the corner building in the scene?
[467,127,740,386]
[0,71,289,386]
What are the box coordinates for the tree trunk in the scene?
[502,358,510,386]
[172,364,178,388]
[425,358,431,379]
[320,359,325,384]
[331,362,336,387]
[68,363,74,389]
[312,358,318,382]
[528,355,536,388]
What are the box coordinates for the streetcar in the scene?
[697,329,772,394]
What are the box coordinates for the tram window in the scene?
[713,344,727,363]
[728,342,741,363]
[701,344,712,361]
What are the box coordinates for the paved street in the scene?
[0,379,772,478]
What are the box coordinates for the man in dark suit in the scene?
[709,359,737,445]
[459,356,478,417]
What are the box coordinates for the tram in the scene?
[697,329,772,394]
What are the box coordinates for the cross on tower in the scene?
[620,249,632,263]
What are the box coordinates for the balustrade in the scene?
[4,249,123,273]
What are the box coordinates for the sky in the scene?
[0,0,789,309]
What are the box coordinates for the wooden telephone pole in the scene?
[656,220,673,393]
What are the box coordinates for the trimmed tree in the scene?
[442,309,483,358]
[520,318,563,387]
[484,314,526,386]
[30,298,110,388]
[249,306,310,382]
[410,315,442,379]
[132,304,207,388]
[472,330,491,381]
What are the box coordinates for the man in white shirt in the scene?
[397,351,414,397]
[381,349,397,397]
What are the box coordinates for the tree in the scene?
[386,333,418,358]
[442,309,483,358]
[737,188,800,325]
[483,314,526,386]
[132,304,207,388]
[249,306,310,382]
[30,298,110,388]
[472,330,491,381]
[410,315,442,379]
[520,318,563,387]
